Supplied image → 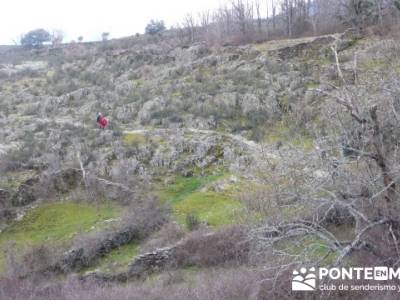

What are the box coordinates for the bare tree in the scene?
[255,0,263,34]
[51,29,64,46]
[271,0,277,30]
[281,0,294,37]
[183,13,197,43]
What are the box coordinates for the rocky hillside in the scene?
[1,30,400,299]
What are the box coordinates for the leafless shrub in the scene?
[0,269,267,300]
[4,242,62,281]
[174,225,250,268]
[140,221,185,253]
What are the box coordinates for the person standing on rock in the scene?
[97,112,108,129]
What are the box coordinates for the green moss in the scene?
[122,132,146,146]
[304,82,319,89]
[132,79,144,87]
[292,134,314,151]
[122,132,164,146]
[0,170,37,190]
[0,202,119,272]
[278,95,290,113]
[159,175,222,204]
[0,202,118,245]
[174,190,241,226]
[159,174,242,227]
[171,91,183,99]
[263,121,314,151]
[347,36,362,49]
[84,242,140,274]
[360,58,387,71]
[276,235,337,264]
[316,56,332,66]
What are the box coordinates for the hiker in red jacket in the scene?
[97,112,108,129]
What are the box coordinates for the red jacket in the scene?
[98,116,108,129]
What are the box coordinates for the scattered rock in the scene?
[275,36,335,60]
[127,247,175,278]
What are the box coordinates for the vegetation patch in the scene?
[159,175,242,227]
[122,132,164,146]
[263,121,314,151]
[159,175,222,204]
[0,202,119,272]
[174,190,241,227]
[84,242,140,274]
[0,170,37,190]
[304,82,320,90]
[276,235,337,265]
[360,58,388,71]
[122,132,147,146]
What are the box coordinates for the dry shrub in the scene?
[20,245,58,277]
[140,221,185,253]
[4,243,61,280]
[2,267,399,300]
[0,269,263,300]
[174,225,250,268]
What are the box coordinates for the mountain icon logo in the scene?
[292,267,316,291]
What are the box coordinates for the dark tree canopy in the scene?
[395,0,400,11]
[145,20,166,35]
[20,29,51,48]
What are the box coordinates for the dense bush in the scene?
[174,225,250,268]
[21,29,51,48]
[145,20,166,35]
[0,270,265,300]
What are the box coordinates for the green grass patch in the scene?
[263,121,314,151]
[122,132,146,146]
[276,235,337,264]
[174,190,241,226]
[84,242,140,274]
[122,132,164,146]
[360,58,387,71]
[0,202,119,272]
[304,82,320,89]
[159,175,223,204]
[159,174,242,227]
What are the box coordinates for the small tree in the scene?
[20,29,51,48]
[77,36,83,43]
[396,0,400,10]
[145,20,166,35]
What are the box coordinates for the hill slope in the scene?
[1,30,399,298]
